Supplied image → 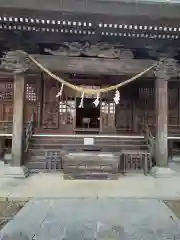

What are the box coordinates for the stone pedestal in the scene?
[4,166,29,178]
[151,166,175,178]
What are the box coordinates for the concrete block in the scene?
[151,166,176,178]
[4,166,29,178]
[4,154,12,162]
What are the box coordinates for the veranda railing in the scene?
[24,111,35,152]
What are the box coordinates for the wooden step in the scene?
[26,135,149,171]
[26,161,61,170]
[27,146,148,158]
[31,137,145,143]
[29,143,146,149]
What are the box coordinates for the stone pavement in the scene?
[0,172,180,200]
[1,198,180,239]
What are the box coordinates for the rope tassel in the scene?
[113,89,120,104]
[93,93,100,107]
[56,83,64,98]
[79,92,85,108]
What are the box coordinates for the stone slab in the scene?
[0,232,29,240]
[1,199,180,239]
[3,166,29,178]
[0,200,51,239]
[1,171,180,200]
[151,166,176,178]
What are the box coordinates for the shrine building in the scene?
[0,0,180,177]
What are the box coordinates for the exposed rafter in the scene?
[0,15,180,41]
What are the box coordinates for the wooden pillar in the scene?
[0,137,5,157]
[11,74,25,166]
[155,77,168,167]
[178,85,180,125]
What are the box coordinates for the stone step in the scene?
[63,167,118,174]
[64,172,119,180]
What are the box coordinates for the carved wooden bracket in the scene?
[154,58,180,80]
[0,50,30,74]
[44,42,134,59]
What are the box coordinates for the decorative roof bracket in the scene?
[0,50,30,74]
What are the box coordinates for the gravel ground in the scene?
[0,201,26,230]
[165,200,180,219]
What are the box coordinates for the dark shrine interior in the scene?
[76,98,100,129]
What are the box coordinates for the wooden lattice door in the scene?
[101,101,116,133]
[59,98,75,133]
[100,90,116,133]
[115,86,133,133]
[137,85,155,128]
[42,79,59,129]
[115,100,132,132]
[0,81,13,133]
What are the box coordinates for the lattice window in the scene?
[59,100,75,125]
[59,101,67,113]
[25,83,37,102]
[0,82,13,101]
[138,87,154,98]
[101,102,115,114]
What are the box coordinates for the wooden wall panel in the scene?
[42,78,59,129]
[115,85,133,133]
[168,84,179,126]
[136,85,155,126]
[115,100,132,132]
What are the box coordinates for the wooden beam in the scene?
[1,1,180,19]
[0,29,179,50]
[30,54,155,76]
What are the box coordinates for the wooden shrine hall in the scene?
[0,0,180,177]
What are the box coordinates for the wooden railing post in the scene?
[140,123,154,158]
[24,110,35,153]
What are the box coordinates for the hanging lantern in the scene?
[113,89,120,104]
[79,92,85,108]
[93,93,100,107]
[56,83,64,98]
